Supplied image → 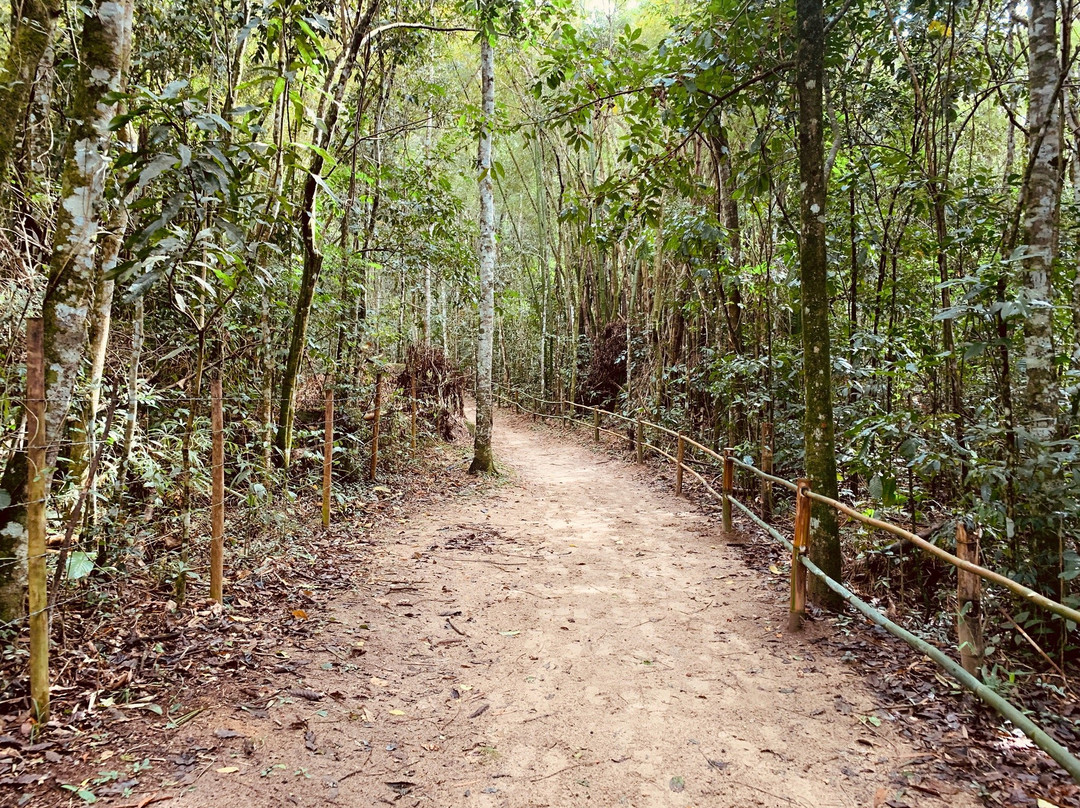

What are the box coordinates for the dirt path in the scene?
[167,408,978,808]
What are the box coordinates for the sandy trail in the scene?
[170,407,975,808]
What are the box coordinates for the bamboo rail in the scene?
[494,387,1080,783]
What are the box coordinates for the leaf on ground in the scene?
[388,709,405,716]
[669,775,685,793]
[216,767,239,774]
[370,676,389,687]
[291,609,309,619]
[214,729,245,739]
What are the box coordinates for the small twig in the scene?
[468,703,490,719]
[530,760,596,782]
[521,713,553,724]
[446,618,468,636]
[113,796,174,808]
[997,605,1074,694]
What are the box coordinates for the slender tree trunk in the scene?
[276,0,381,463]
[1020,0,1064,598]
[1021,0,1063,443]
[470,33,496,474]
[795,0,841,608]
[115,297,143,493]
[67,199,128,509]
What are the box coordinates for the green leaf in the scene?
[65,551,95,581]
[62,785,98,804]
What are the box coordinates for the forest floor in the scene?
[6,406,1072,807]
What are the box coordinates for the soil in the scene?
[6,406,1006,807]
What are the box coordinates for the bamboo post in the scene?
[957,520,983,675]
[409,366,417,451]
[722,448,734,533]
[369,372,382,481]
[323,387,333,529]
[26,317,49,722]
[593,409,600,442]
[675,436,685,497]
[635,418,644,463]
[210,377,225,604]
[789,479,811,631]
[761,421,773,522]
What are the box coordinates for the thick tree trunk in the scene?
[470,34,496,474]
[795,0,841,608]
[0,0,132,620]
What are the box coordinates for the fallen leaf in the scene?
[216,767,239,774]
[388,709,405,716]
[291,609,309,620]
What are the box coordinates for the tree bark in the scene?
[276,0,381,463]
[0,0,63,207]
[1021,0,1063,443]
[0,0,133,620]
[795,0,841,608]
[1019,0,1064,600]
[470,33,496,474]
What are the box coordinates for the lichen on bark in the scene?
[0,0,132,620]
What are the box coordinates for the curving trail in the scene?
[171,407,977,808]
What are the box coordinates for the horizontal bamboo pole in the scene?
[803,490,1080,627]
[726,493,1080,784]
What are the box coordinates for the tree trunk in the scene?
[276,0,381,463]
[470,33,496,474]
[1019,0,1064,599]
[115,297,143,494]
[0,0,132,620]
[0,0,63,206]
[66,201,128,516]
[1021,0,1063,443]
[795,0,842,608]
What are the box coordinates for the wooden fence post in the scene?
[410,367,417,451]
[593,409,600,442]
[722,448,734,533]
[635,418,644,463]
[957,520,983,675]
[790,479,811,631]
[323,387,333,529]
[369,372,382,481]
[761,421,773,522]
[26,317,49,722]
[675,436,685,497]
[210,377,225,604]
